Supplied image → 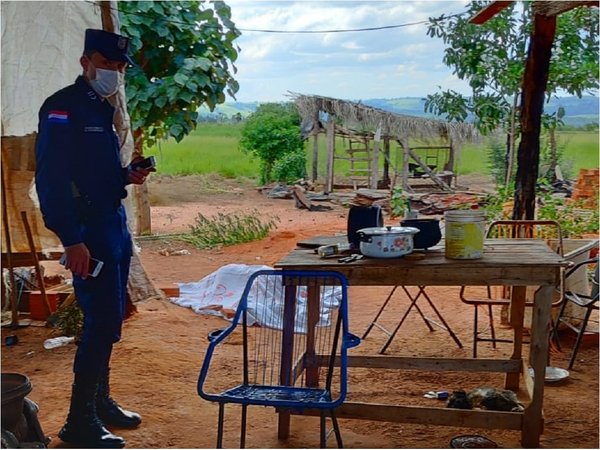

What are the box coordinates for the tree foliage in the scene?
[425,2,599,135]
[119,1,240,148]
[239,103,305,184]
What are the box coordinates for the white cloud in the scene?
[226,0,472,101]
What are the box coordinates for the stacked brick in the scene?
[571,168,599,209]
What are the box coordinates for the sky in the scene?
[226,0,472,102]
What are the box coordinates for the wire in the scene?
[238,19,436,34]
[88,0,464,34]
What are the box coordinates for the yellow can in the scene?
[444,210,485,259]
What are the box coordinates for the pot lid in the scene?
[358,226,420,235]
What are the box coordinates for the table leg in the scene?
[278,283,297,440]
[522,285,553,448]
[505,286,526,390]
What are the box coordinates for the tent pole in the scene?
[1,166,19,328]
[21,211,52,319]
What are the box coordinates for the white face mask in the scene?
[90,67,123,98]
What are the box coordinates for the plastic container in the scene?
[317,243,352,258]
[28,292,61,321]
[444,210,485,259]
[43,336,75,350]
[1,373,32,430]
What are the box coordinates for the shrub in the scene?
[176,210,279,249]
[272,150,307,183]
[239,103,304,184]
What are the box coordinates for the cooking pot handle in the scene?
[357,231,371,243]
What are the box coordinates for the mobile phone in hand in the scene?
[59,254,104,277]
[130,156,156,171]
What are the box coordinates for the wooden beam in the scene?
[408,149,452,191]
[469,1,513,25]
[296,402,524,430]
[533,1,599,17]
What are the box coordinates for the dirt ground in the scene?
[2,174,598,449]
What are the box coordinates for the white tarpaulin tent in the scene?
[1,1,102,255]
[1,1,101,137]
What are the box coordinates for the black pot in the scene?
[347,205,384,247]
[400,218,441,249]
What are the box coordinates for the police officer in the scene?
[35,29,152,448]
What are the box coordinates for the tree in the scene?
[119,1,240,150]
[426,1,599,186]
[239,103,305,184]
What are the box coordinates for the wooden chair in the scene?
[197,270,360,448]
[552,257,599,370]
[459,220,564,358]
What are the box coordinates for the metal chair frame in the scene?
[362,284,463,354]
[197,270,360,448]
[460,220,564,357]
[552,257,599,370]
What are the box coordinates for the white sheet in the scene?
[170,264,341,332]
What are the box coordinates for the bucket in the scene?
[444,210,485,259]
[1,373,32,430]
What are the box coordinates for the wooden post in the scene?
[445,137,455,172]
[513,13,556,220]
[370,126,381,189]
[383,137,391,188]
[325,119,335,194]
[311,112,319,183]
[400,138,410,192]
[1,167,19,328]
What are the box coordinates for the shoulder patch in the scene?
[47,110,69,124]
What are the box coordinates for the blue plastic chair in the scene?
[197,270,360,448]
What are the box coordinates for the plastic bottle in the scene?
[317,243,352,258]
[43,336,75,350]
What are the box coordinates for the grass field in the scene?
[146,123,598,182]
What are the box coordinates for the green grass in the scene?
[145,124,598,182]
[146,123,259,178]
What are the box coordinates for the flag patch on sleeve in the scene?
[47,110,69,124]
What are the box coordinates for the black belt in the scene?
[75,197,122,218]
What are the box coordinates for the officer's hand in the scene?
[127,156,155,185]
[64,243,91,279]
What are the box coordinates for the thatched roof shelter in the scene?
[291,93,478,193]
[292,93,477,144]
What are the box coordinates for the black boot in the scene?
[58,373,125,448]
[96,368,142,428]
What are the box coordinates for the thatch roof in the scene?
[291,93,478,144]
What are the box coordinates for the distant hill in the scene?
[198,96,599,127]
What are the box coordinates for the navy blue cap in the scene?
[84,29,134,65]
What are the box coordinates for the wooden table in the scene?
[275,239,568,448]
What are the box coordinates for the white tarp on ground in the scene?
[170,264,342,331]
[1,1,101,137]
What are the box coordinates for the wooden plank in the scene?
[408,148,452,191]
[275,240,566,287]
[1,251,63,267]
[295,402,523,430]
[317,355,521,373]
[370,128,380,189]
[157,285,180,297]
[469,1,513,24]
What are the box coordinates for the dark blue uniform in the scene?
[36,75,132,376]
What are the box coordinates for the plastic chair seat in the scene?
[220,384,332,407]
